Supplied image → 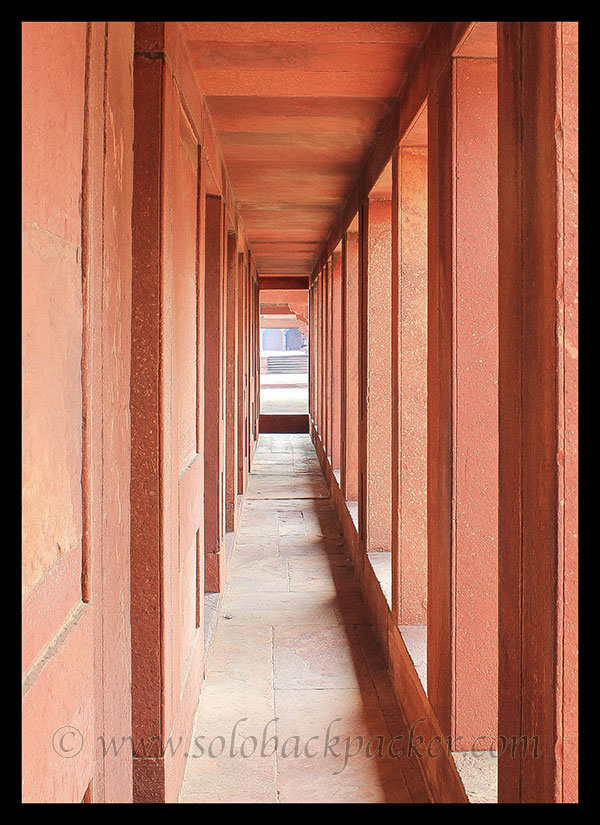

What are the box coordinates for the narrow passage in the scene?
[180,434,431,803]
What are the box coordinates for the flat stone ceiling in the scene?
[180,21,433,277]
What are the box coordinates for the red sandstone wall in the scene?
[22,21,135,803]
[22,20,87,605]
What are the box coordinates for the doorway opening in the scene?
[259,286,309,433]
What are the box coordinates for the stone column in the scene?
[427,55,499,749]
[391,145,428,626]
[237,251,248,494]
[325,259,332,457]
[204,193,225,591]
[317,270,324,437]
[497,21,578,804]
[341,230,360,502]
[225,233,239,531]
[331,250,343,472]
[359,197,393,553]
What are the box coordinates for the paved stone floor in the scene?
[180,433,433,803]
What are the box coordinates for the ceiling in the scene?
[180,22,433,278]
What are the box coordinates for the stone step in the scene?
[267,355,308,374]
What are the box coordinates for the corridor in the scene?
[22,21,578,804]
[181,434,429,803]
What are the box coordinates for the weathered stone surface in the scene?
[179,434,431,802]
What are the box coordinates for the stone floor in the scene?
[451,750,498,804]
[179,433,434,803]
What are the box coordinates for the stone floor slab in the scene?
[179,433,431,804]
[273,625,372,690]
[246,473,329,500]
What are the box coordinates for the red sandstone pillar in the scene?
[358,204,367,547]
[313,281,318,427]
[308,285,315,421]
[204,194,226,591]
[497,21,578,804]
[244,258,252,474]
[331,250,343,472]
[237,251,248,494]
[131,26,207,800]
[225,233,239,531]
[321,265,327,444]
[319,269,324,439]
[252,275,260,444]
[427,55,499,750]
[341,230,360,502]
[325,259,332,457]
[310,281,316,427]
[391,145,428,626]
[130,40,168,799]
[248,263,254,464]
[247,270,252,451]
[220,216,229,514]
[195,152,206,628]
[254,277,258,450]
[247,273,252,429]
[311,273,321,436]
[358,197,393,553]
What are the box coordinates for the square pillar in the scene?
[253,277,260,444]
[308,286,314,417]
[245,260,252,474]
[320,267,326,443]
[246,266,255,466]
[358,197,393,553]
[331,250,343,471]
[497,21,578,804]
[318,275,322,433]
[131,31,205,799]
[253,278,258,453]
[237,252,248,495]
[204,193,225,591]
[341,230,360,502]
[321,268,327,444]
[325,259,332,457]
[311,282,317,425]
[225,233,239,532]
[391,145,428,626]
[427,56,499,748]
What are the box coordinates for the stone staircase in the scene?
[266,353,308,373]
